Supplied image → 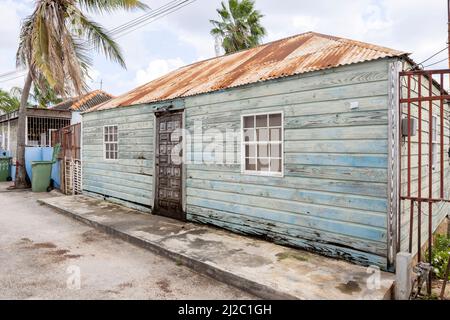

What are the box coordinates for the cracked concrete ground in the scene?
[0,183,254,300]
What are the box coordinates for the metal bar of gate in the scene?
[418,74,422,262]
[407,74,414,254]
[440,73,445,199]
[428,74,434,295]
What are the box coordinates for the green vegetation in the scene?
[430,234,450,280]
[0,89,20,113]
[210,0,266,54]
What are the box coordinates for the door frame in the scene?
[152,109,186,220]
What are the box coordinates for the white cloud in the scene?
[292,15,320,31]
[134,57,185,85]
[2,0,450,94]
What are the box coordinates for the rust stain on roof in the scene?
[90,32,407,112]
[52,90,114,112]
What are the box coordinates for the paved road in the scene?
[0,184,254,299]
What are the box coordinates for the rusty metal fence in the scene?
[399,69,450,292]
[51,123,82,194]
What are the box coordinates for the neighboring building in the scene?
[81,32,450,271]
[50,90,113,124]
[0,90,113,159]
[0,107,71,158]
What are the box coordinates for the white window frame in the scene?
[103,125,119,161]
[431,115,438,170]
[240,111,284,177]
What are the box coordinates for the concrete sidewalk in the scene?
[39,195,395,300]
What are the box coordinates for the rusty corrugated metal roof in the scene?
[90,32,407,112]
[51,90,114,112]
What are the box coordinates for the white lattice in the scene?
[64,158,82,195]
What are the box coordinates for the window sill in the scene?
[241,170,284,178]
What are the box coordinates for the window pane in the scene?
[269,113,282,126]
[257,158,270,171]
[270,158,282,172]
[270,143,281,158]
[245,158,256,171]
[245,144,256,158]
[244,116,254,128]
[104,134,109,142]
[256,128,269,141]
[258,143,269,157]
[270,128,281,141]
[105,126,109,135]
[256,114,267,127]
[244,129,255,142]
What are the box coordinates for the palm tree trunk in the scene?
[14,71,32,189]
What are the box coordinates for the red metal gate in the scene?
[51,123,82,194]
[399,69,450,271]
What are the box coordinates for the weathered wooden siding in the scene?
[399,64,450,256]
[82,104,155,208]
[184,59,392,268]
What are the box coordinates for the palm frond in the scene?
[210,0,266,54]
[78,0,149,14]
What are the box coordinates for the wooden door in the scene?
[154,111,185,220]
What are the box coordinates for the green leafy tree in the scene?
[0,89,20,114]
[14,0,148,188]
[210,0,266,54]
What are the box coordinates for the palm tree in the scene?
[14,0,148,188]
[0,89,20,114]
[11,82,63,108]
[210,0,266,54]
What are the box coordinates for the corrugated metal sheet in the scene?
[51,90,114,112]
[90,32,407,112]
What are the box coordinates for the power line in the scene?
[111,0,195,40]
[423,57,448,68]
[0,72,27,83]
[417,46,448,66]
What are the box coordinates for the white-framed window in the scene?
[432,115,438,170]
[104,125,118,160]
[241,112,283,176]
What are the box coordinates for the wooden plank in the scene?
[186,59,389,108]
[187,205,388,259]
[285,164,387,182]
[186,96,388,124]
[285,153,387,168]
[83,161,153,175]
[187,196,386,241]
[285,125,388,141]
[186,81,388,117]
[83,185,152,206]
[84,172,152,191]
[284,110,387,129]
[285,139,387,154]
[187,187,386,228]
[83,178,152,198]
[83,167,153,184]
[187,178,387,213]
[187,169,387,197]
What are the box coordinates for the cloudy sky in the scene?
[0,0,448,96]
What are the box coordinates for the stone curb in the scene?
[38,199,298,300]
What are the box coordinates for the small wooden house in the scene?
[82,32,450,270]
